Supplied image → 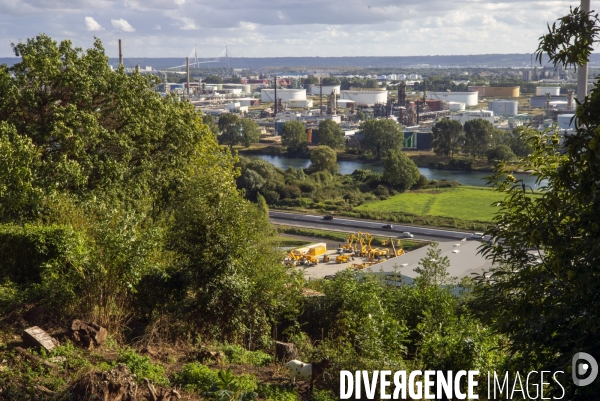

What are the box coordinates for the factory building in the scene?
[488,100,519,116]
[427,92,479,107]
[530,95,568,108]
[558,114,576,130]
[340,90,388,106]
[450,110,495,125]
[468,86,520,97]
[535,86,561,96]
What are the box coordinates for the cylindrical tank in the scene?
[261,89,306,102]
[488,100,518,116]
[536,86,561,96]
[557,113,576,130]
[308,85,341,95]
[447,101,465,111]
[340,90,388,106]
[427,92,478,106]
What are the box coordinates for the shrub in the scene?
[258,384,299,401]
[221,344,273,367]
[116,347,169,386]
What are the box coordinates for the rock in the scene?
[22,326,59,352]
[197,348,224,364]
[71,319,108,349]
[275,341,298,362]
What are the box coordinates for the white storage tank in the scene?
[536,86,561,96]
[340,90,388,106]
[308,85,341,95]
[447,101,466,111]
[427,91,479,106]
[557,113,576,130]
[488,100,518,116]
[261,89,306,102]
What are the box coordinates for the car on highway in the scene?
[323,214,334,220]
[471,232,485,239]
[382,224,393,229]
[401,232,414,238]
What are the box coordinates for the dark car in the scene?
[323,214,334,220]
[382,224,393,229]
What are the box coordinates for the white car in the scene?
[471,232,484,239]
[402,232,414,238]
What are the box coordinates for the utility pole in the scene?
[186,57,190,97]
[320,78,323,115]
[274,75,277,118]
[118,39,123,67]
[577,0,591,102]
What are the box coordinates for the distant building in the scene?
[488,100,518,116]
[468,86,520,97]
[450,110,494,125]
[427,92,478,106]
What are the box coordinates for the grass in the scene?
[356,186,540,222]
[276,225,426,252]
[271,236,311,247]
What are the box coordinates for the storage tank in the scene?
[427,91,478,106]
[447,101,465,111]
[308,85,341,95]
[536,86,561,96]
[488,100,518,116]
[261,89,306,102]
[340,90,388,106]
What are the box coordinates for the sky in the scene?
[0,0,589,58]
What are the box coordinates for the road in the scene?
[269,211,478,242]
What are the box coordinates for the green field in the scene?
[356,186,533,222]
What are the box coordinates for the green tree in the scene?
[472,7,600,398]
[316,119,345,149]
[202,114,219,136]
[382,149,420,191]
[237,118,261,147]
[486,144,516,162]
[217,113,240,149]
[463,119,493,157]
[413,242,452,287]
[360,119,404,159]
[310,146,338,173]
[431,119,464,156]
[204,75,223,84]
[321,76,341,86]
[280,120,308,156]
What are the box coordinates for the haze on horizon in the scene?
[0,0,594,59]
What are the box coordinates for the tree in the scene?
[360,119,404,159]
[486,144,516,162]
[280,120,308,156]
[237,118,261,147]
[413,242,452,287]
[217,113,239,149]
[321,76,341,86]
[316,119,345,149]
[431,119,464,156]
[472,7,600,398]
[204,75,223,84]
[463,119,493,157]
[382,149,420,191]
[310,146,338,173]
[202,114,219,136]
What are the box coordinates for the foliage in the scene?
[413,242,452,287]
[115,347,169,386]
[203,114,220,136]
[310,146,338,173]
[463,119,494,157]
[280,121,308,156]
[316,119,345,149]
[238,119,261,147]
[486,144,516,162]
[321,77,341,86]
[431,119,464,157]
[176,362,219,393]
[258,384,299,401]
[205,75,224,84]
[218,114,240,149]
[359,119,404,159]
[382,149,420,191]
[492,129,532,157]
[220,344,273,366]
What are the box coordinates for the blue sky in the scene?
[0,0,588,58]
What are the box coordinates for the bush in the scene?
[258,384,299,401]
[276,198,313,208]
[116,347,169,386]
[221,344,273,367]
[413,174,429,189]
[176,362,219,393]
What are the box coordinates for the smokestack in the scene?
[186,57,190,96]
[577,0,591,102]
[274,75,277,118]
[320,78,323,115]
[118,39,123,66]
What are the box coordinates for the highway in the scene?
[269,211,478,242]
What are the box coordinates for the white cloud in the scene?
[174,0,185,5]
[84,16,104,31]
[178,17,199,30]
[153,24,161,30]
[111,18,135,32]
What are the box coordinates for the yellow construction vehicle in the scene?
[342,234,357,253]
[391,238,405,257]
[303,254,319,266]
[323,255,331,263]
[336,254,351,264]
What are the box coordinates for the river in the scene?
[250,155,547,188]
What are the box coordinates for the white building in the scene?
[427,91,478,106]
[488,100,518,116]
[558,114,576,130]
[536,86,561,96]
[450,110,495,125]
[308,85,341,96]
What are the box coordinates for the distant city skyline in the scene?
[0,1,595,59]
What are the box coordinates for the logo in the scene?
[572,352,598,387]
